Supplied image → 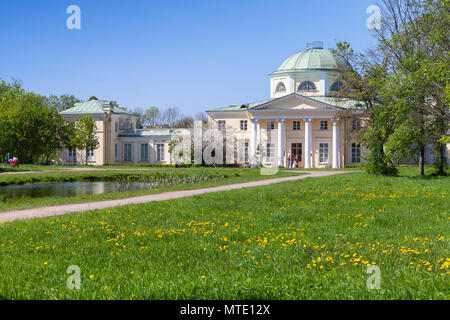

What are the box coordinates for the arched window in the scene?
[330,81,343,92]
[275,82,286,93]
[297,81,317,92]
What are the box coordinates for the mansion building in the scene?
[207,42,364,168]
[58,42,448,167]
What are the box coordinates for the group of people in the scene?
[4,153,19,168]
[287,154,300,169]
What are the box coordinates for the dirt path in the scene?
[0,170,356,223]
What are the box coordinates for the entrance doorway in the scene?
[291,143,302,168]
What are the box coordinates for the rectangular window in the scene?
[124,144,132,161]
[351,143,362,163]
[218,120,226,130]
[114,144,119,161]
[86,150,95,162]
[352,120,361,131]
[115,122,118,132]
[67,148,76,161]
[240,120,248,131]
[238,140,249,163]
[156,144,165,162]
[266,143,275,163]
[141,144,149,161]
[293,121,301,131]
[266,121,275,131]
[319,143,329,163]
[320,120,328,131]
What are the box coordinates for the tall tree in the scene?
[72,115,100,165]
[0,81,71,163]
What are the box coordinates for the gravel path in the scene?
[0,170,355,223]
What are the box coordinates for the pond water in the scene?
[0,181,154,201]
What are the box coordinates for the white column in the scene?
[149,142,154,164]
[277,119,285,167]
[304,118,312,169]
[332,118,340,168]
[251,119,259,167]
[133,142,138,164]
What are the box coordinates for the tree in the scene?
[333,42,398,175]
[72,115,100,165]
[0,80,72,163]
[161,107,183,127]
[47,94,82,112]
[88,96,99,101]
[132,108,145,129]
[143,106,160,127]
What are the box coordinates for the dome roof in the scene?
[274,47,350,74]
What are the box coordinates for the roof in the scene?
[206,98,276,112]
[271,48,350,75]
[308,96,363,109]
[118,128,189,138]
[208,95,362,113]
[60,100,135,116]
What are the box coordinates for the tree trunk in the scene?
[437,144,445,176]
[418,145,425,176]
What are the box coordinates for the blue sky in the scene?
[0,0,379,115]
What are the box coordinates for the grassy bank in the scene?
[0,168,298,212]
[0,167,448,299]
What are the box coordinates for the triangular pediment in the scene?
[251,93,337,111]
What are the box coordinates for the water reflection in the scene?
[0,181,154,201]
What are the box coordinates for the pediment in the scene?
[252,93,336,111]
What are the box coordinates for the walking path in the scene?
[0,170,355,223]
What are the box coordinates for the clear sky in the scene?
[0,0,379,115]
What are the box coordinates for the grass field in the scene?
[0,168,297,211]
[0,167,448,300]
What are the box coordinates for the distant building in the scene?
[57,100,179,165]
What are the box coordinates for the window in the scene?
[115,122,118,132]
[266,121,275,131]
[240,120,248,131]
[218,120,226,130]
[351,143,362,163]
[238,140,249,163]
[124,144,132,161]
[293,121,301,131]
[156,144,165,162]
[330,82,343,92]
[67,148,76,161]
[352,119,361,131]
[114,144,119,161]
[266,143,275,163]
[275,82,286,93]
[298,81,317,92]
[86,149,95,162]
[141,144,149,161]
[319,143,329,163]
[320,120,328,131]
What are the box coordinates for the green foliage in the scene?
[71,116,99,165]
[0,80,72,163]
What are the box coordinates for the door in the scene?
[291,143,303,168]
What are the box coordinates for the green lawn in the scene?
[0,168,298,211]
[0,167,448,300]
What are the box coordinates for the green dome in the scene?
[274,48,350,73]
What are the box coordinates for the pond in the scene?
[0,181,155,201]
